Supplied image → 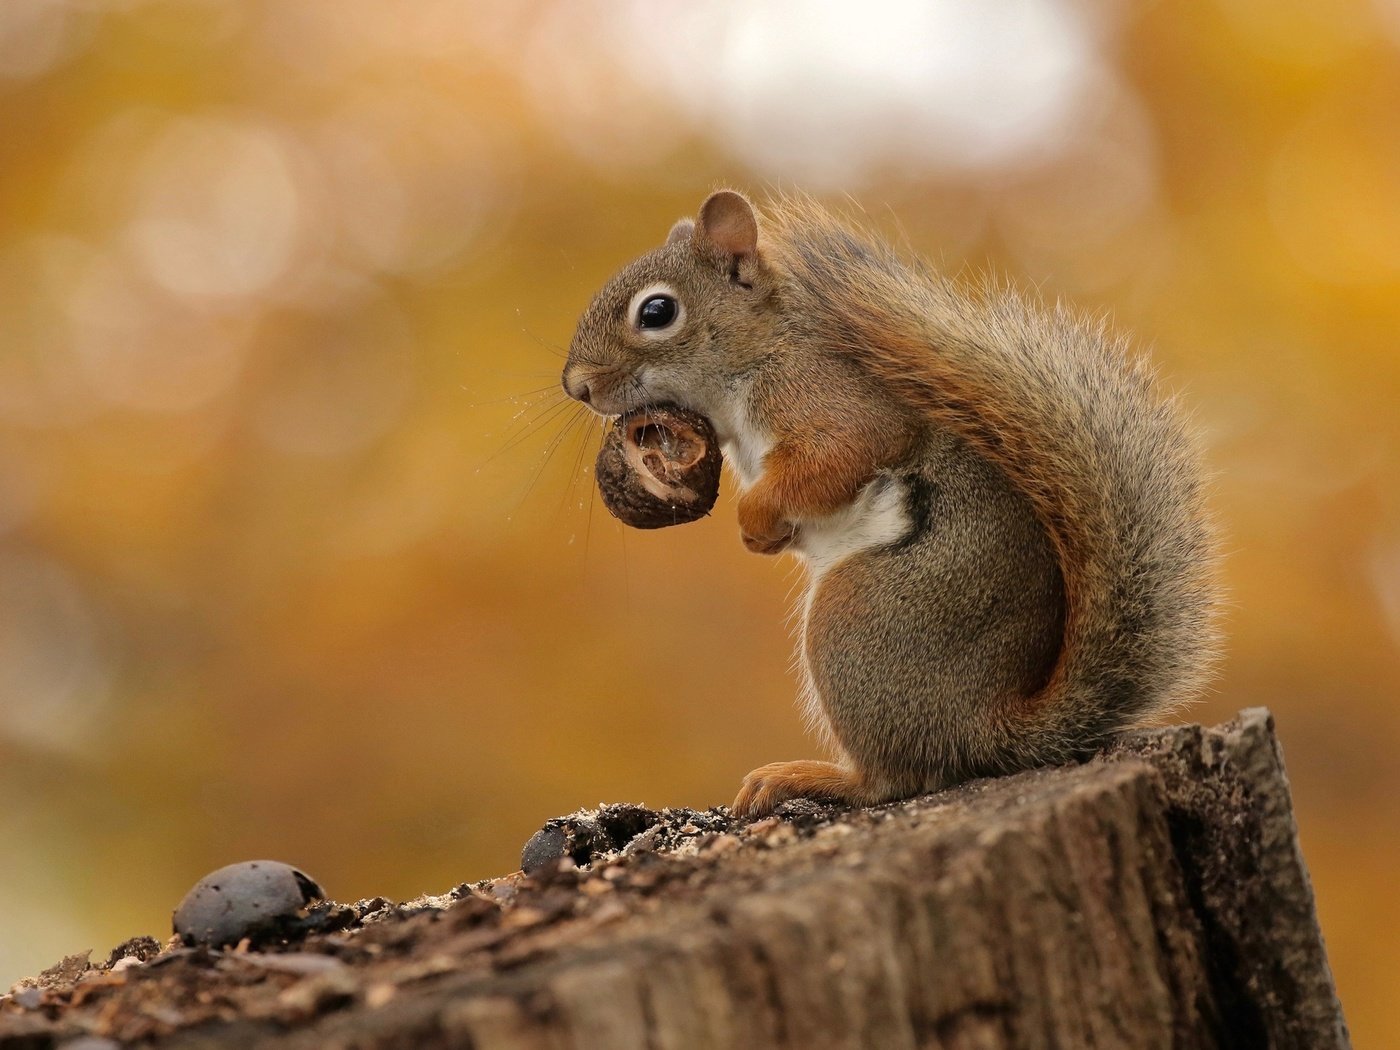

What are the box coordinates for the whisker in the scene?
[516,310,571,361]
[470,366,561,381]
[461,383,562,409]
[515,404,590,513]
[559,405,600,521]
[474,394,579,472]
[582,411,606,562]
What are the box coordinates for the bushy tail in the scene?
[767,198,1223,755]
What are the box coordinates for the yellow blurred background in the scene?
[1,0,1397,1040]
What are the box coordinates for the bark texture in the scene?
[0,708,1349,1049]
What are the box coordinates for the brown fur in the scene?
[733,760,869,814]
[564,190,1224,817]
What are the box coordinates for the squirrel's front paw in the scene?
[737,496,795,555]
[741,523,795,555]
[732,760,865,817]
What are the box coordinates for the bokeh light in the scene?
[1,1,1397,1043]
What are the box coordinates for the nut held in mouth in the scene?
[594,405,722,529]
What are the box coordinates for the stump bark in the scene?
[0,709,1349,1049]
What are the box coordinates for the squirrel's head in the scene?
[563,190,779,420]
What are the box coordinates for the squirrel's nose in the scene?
[562,368,592,404]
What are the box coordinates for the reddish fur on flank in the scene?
[761,196,1222,735]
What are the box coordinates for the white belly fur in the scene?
[795,477,912,579]
[705,388,911,575]
[712,399,770,489]
[791,475,912,754]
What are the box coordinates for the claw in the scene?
[731,760,864,818]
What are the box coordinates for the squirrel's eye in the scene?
[637,295,678,329]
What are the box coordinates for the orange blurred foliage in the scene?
[1,0,1397,1041]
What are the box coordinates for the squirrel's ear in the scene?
[665,219,695,246]
[695,190,759,269]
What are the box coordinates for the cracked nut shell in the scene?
[594,405,721,529]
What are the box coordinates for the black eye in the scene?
[637,294,678,329]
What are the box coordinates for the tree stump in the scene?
[0,709,1349,1049]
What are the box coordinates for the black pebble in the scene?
[520,826,569,873]
[519,815,603,873]
[173,860,324,948]
[520,806,667,874]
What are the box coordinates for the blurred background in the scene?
[1,0,1396,1040]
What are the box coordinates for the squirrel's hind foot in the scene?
[731,760,870,818]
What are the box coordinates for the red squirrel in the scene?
[563,190,1222,817]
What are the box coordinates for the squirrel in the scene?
[563,190,1222,818]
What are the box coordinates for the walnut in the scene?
[594,405,722,529]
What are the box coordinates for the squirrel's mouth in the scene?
[561,364,636,417]
[590,374,677,421]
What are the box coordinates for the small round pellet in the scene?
[173,860,324,948]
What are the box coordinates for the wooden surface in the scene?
[0,709,1349,1049]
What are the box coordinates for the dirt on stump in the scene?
[0,709,1349,1050]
